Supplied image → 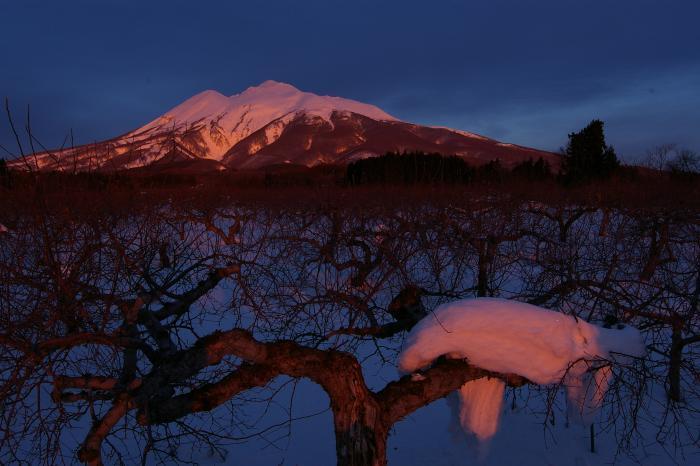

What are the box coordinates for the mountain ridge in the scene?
[7,81,560,172]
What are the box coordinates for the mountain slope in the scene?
[8,81,559,172]
[223,111,552,170]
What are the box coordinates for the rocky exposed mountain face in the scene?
[9,80,559,172]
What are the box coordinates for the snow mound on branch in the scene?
[398,298,645,440]
[398,298,645,384]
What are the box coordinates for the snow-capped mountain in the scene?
[9,80,559,172]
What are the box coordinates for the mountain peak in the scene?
[10,80,559,173]
[197,89,226,97]
[257,79,297,90]
[236,80,301,97]
[185,89,228,103]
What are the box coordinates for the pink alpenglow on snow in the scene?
[398,298,646,440]
[6,81,561,172]
[456,377,506,441]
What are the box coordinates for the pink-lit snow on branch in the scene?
[398,298,646,440]
[456,377,506,441]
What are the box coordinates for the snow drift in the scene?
[398,298,646,440]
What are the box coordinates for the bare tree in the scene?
[1,188,699,465]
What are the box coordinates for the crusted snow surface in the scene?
[134,80,396,160]
[398,298,646,440]
[263,113,295,146]
[496,141,541,152]
[434,127,490,141]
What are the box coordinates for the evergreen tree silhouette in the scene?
[561,119,619,184]
[346,151,474,186]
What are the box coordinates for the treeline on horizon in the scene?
[1,120,698,193]
[0,158,198,191]
[345,152,552,186]
[346,120,697,187]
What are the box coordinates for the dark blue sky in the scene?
[2,0,699,161]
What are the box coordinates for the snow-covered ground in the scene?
[189,361,689,466]
[2,202,698,465]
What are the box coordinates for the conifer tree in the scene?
[561,119,619,183]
